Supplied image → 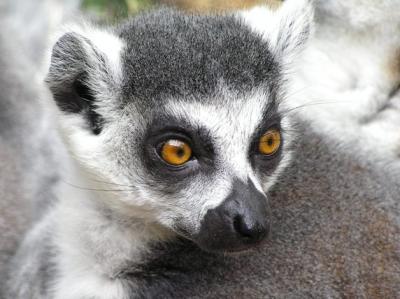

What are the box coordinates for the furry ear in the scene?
[46,27,123,134]
[239,0,314,66]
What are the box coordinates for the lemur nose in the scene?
[195,179,271,252]
[233,213,269,243]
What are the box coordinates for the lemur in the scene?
[2,0,400,298]
[6,1,312,297]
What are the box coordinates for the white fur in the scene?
[51,187,142,299]
[239,0,314,67]
[49,159,174,298]
[288,0,400,160]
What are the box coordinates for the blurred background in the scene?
[82,0,281,20]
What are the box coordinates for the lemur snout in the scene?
[233,211,269,243]
[196,179,270,252]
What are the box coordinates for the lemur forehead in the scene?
[163,88,278,134]
[116,8,281,103]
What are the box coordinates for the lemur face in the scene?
[47,1,312,252]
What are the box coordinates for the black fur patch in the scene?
[47,33,104,135]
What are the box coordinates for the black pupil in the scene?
[176,147,185,158]
[267,136,274,146]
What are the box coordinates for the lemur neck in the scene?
[54,161,175,277]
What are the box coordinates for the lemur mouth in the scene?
[211,241,269,255]
[195,229,270,254]
[220,239,271,255]
[174,224,269,254]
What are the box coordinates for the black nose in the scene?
[233,214,268,243]
[195,179,270,252]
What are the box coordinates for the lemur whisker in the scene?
[62,180,135,192]
[279,85,311,102]
[279,100,350,116]
[87,178,137,188]
[76,168,138,189]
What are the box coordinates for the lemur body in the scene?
[2,0,400,298]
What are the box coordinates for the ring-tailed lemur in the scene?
[5,0,313,297]
[3,0,400,298]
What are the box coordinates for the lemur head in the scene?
[47,0,313,252]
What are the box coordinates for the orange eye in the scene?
[259,129,281,156]
[161,139,192,166]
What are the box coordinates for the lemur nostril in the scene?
[233,215,266,241]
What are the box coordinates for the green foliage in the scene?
[82,0,154,19]
[126,0,154,14]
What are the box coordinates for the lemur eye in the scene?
[259,129,281,156]
[161,139,192,166]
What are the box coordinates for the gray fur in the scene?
[118,9,280,101]
[0,0,78,296]
[0,21,58,293]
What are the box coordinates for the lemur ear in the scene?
[239,0,314,66]
[46,27,123,134]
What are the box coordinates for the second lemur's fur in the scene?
[0,0,79,292]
